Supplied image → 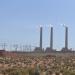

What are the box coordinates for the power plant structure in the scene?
[0,25,74,55]
[34,25,72,53]
[34,26,44,52]
[46,26,56,52]
[61,26,71,52]
[40,26,43,50]
[50,27,53,50]
[65,26,68,50]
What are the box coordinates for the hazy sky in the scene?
[0,0,75,50]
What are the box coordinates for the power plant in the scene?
[34,25,72,53]
[0,25,74,55]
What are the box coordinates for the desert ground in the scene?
[0,52,75,75]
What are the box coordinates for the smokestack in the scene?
[50,27,53,49]
[40,26,43,50]
[65,27,68,49]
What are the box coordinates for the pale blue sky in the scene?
[0,0,75,50]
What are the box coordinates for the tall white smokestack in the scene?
[50,27,53,49]
[40,25,43,50]
[65,26,68,49]
[61,24,69,50]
